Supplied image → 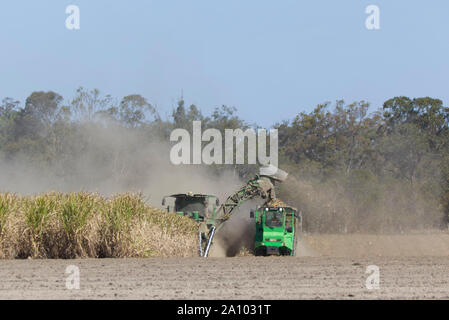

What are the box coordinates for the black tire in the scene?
[254,246,267,256]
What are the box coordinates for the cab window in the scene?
[175,197,206,216]
[285,213,293,230]
[265,210,283,228]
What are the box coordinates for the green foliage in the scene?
[119,94,157,128]
[60,193,95,238]
[25,195,55,235]
[278,101,382,178]
[105,193,146,233]
[0,194,15,235]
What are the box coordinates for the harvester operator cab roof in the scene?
[257,206,298,229]
[162,194,219,219]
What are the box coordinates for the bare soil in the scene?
[1,233,449,300]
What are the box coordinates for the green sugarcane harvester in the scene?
[162,165,288,257]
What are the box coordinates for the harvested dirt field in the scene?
[1,233,448,299]
[1,256,449,299]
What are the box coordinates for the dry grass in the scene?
[0,192,198,259]
[235,246,253,257]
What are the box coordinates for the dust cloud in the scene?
[0,123,241,205]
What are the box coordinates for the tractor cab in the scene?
[162,193,220,225]
[251,205,302,256]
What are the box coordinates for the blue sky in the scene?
[0,0,448,127]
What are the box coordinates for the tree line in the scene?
[1,88,448,231]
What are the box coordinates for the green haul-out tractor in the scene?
[250,205,302,256]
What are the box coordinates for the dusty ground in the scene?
[1,233,449,300]
[0,257,449,299]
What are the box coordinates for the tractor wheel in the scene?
[254,246,267,256]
